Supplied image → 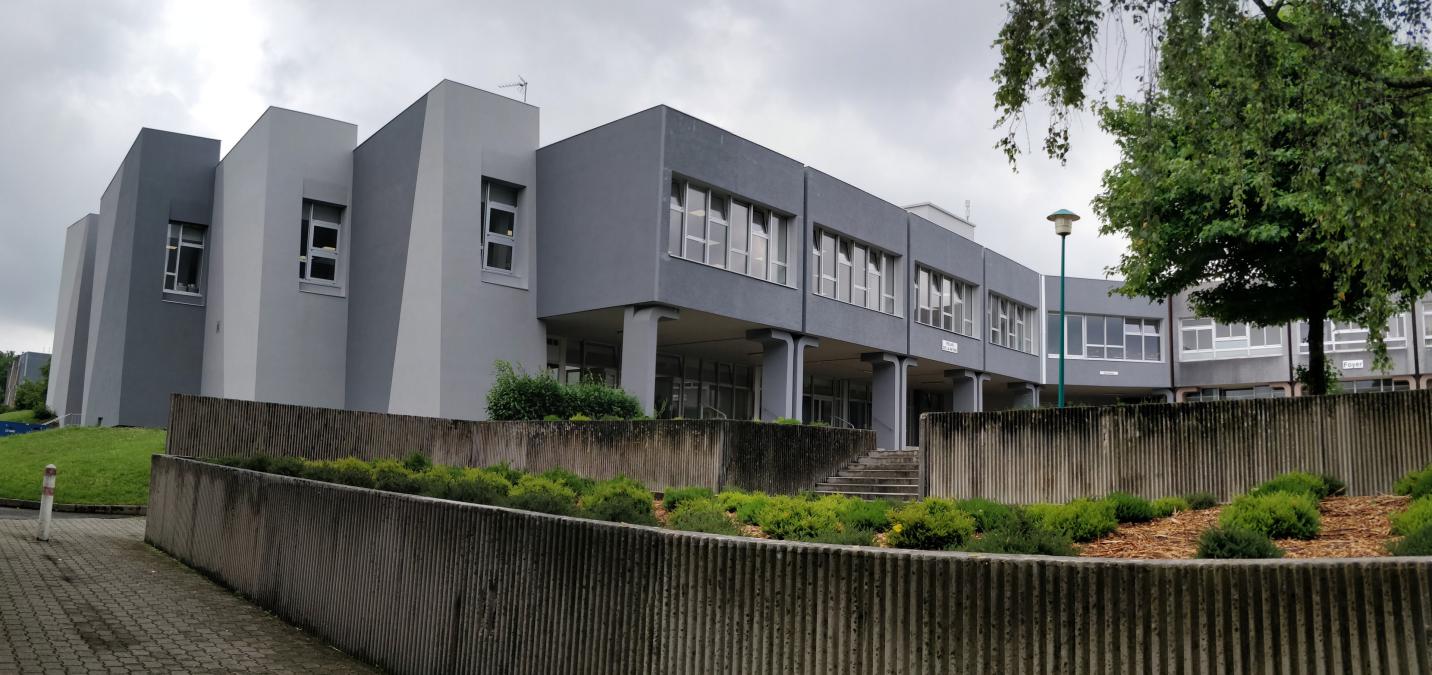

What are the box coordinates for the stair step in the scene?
[811,489,918,501]
[814,482,919,494]
[820,476,919,487]
[855,457,919,466]
[837,469,919,479]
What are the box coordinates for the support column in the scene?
[1153,388,1174,404]
[1008,382,1040,409]
[946,369,982,413]
[620,305,679,415]
[747,329,818,420]
[793,335,820,421]
[864,353,917,451]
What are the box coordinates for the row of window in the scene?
[668,180,791,285]
[989,295,1037,355]
[914,266,977,336]
[1049,313,1163,362]
[812,228,900,315]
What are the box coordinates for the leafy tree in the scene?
[0,350,14,405]
[14,362,50,419]
[995,1,1432,393]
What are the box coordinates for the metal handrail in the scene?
[830,415,856,429]
[701,406,729,420]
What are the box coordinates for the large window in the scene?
[163,222,205,295]
[1425,307,1432,348]
[1047,313,1162,362]
[811,228,899,315]
[1297,315,1408,353]
[914,266,976,336]
[483,180,519,272]
[300,200,343,284]
[1346,378,1412,394]
[1178,318,1283,361]
[1184,385,1288,402]
[669,179,790,284]
[988,294,1036,354]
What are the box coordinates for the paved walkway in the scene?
[0,517,380,674]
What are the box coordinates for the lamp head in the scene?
[1047,209,1080,237]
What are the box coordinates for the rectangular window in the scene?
[986,294,1035,354]
[482,181,519,272]
[729,200,749,274]
[1048,312,1161,362]
[163,222,206,295]
[813,227,900,316]
[299,200,343,283]
[1297,315,1409,353]
[1425,308,1432,348]
[1178,317,1283,361]
[669,178,791,285]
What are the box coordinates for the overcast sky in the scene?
[0,0,1135,354]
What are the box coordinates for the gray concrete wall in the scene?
[924,389,1432,502]
[906,213,983,369]
[1043,276,1171,388]
[47,214,97,423]
[83,129,218,427]
[149,454,1432,675]
[1169,291,1293,388]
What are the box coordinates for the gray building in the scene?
[46,80,1432,448]
[5,351,50,409]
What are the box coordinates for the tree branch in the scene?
[1250,0,1432,91]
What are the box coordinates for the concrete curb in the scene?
[0,497,146,516]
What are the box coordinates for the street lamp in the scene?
[1047,209,1080,408]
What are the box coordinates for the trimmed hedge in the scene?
[1196,526,1283,559]
[485,360,643,420]
[581,477,657,525]
[1024,499,1119,543]
[753,496,840,541]
[1219,492,1321,540]
[509,475,578,516]
[887,499,976,550]
[668,498,744,536]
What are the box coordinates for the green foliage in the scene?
[1390,496,1432,535]
[1250,472,1339,499]
[958,511,1077,556]
[1388,524,1432,556]
[568,414,592,422]
[446,468,512,506]
[508,475,578,516]
[483,461,525,485]
[1393,464,1432,499]
[952,498,1019,533]
[662,486,715,512]
[0,427,164,505]
[668,498,744,536]
[1151,496,1192,518]
[832,497,894,533]
[564,380,643,420]
[581,477,656,525]
[12,370,49,417]
[1103,492,1155,524]
[1319,474,1348,498]
[400,452,431,473]
[772,417,801,425]
[717,490,770,525]
[326,458,376,489]
[266,455,306,477]
[795,528,875,546]
[1219,493,1321,540]
[485,360,568,421]
[371,459,421,494]
[753,495,840,541]
[1196,526,1284,559]
[1184,492,1219,510]
[1024,499,1119,543]
[542,415,563,421]
[887,499,976,550]
[538,467,596,497]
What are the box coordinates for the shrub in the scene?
[581,477,656,525]
[1151,496,1192,518]
[1318,473,1348,497]
[1184,492,1219,510]
[887,499,976,550]
[1250,472,1337,499]
[300,460,338,483]
[717,491,770,525]
[833,497,894,532]
[773,417,801,425]
[1394,464,1432,499]
[663,486,715,512]
[542,414,563,421]
[1390,496,1432,535]
[321,458,376,488]
[564,379,643,420]
[952,498,1018,533]
[447,469,512,506]
[754,496,840,540]
[538,467,595,497]
[668,498,744,536]
[413,466,463,498]
[1024,499,1119,543]
[486,360,567,421]
[400,452,431,473]
[1196,526,1284,559]
[794,528,875,546]
[1103,492,1156,524]
[958,512,1077,556]
[508,475,578,516]
[1219,493,1321,540]
[569,414,592,421]
[371,459,420,494]
[484,462,525,485]
[1388,524,1432,556]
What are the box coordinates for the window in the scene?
[987,294,1036,354]
[1346,378,1411,394]
[669,178,791,284]
[1184,385,1288,402]
[1425,307,1432,348]
[300,200,343,283]
[1178,318,1283,361]
[813,228,899,315]
[163,222,205,295]
[483,181,519,272]
[1297,315,1408,353]
[1048,312,1161,362]
[915,266,976,336]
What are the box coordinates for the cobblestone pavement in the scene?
[0,517,381,674]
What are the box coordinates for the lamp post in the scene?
[1047,209,1080,408]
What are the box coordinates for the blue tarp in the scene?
[0,421,48,436]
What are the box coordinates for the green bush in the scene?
[1103,492,1156,524]
[1184,492,1219,510]
[542,414,563,421]
[538,467,595,497]
[400,452,431,473]
[1249,472,1338,499]
[581,477,656,525]
[1394,464,1432,499]
[564,380,643,420]
[569,414,592,421]
[1218,492,1321,540]
[957,512,1076,556]
[717,491,771,525]
[754,496,840,540]
[773,417,801,425]
[1318,473,1348,497]
[794,528,875,546]
[1024,499,1119,543]
[371,459,420,494]
[447,469,512,506]
[887,499,976,550]
[1151,496,1192,518]
[1196,526,1284,559]
[413,466,463,498]
[508,475,578,516]
[668,498,743,536]
[1390,496,1432,535]
[484,462,525,485]
[303,458,375,489]
[832,497,894,532]
[952,498,1018,532]
[1388,524,1432,556]
[663,486,715,512]
[486,360,568,421]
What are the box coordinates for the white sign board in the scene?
[1098,370,1119,376]
[941,339,958,354]
[1342,359,1364,370]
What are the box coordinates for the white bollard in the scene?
[37,464,56,542]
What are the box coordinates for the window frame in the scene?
[300,200,344,286]
[162,221,206,297]
[1297,315,1408,353]
[986,293,1036,354]
[813,227,901,317]
[1048,312,1162,362]
[1178,317,1284,361]
[669,177,791,286]
[482,181,519,274]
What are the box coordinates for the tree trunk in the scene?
[1306,312,1329,395]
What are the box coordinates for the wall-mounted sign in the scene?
[1098,370,1119,376]
[941,339,958,354]
[1342,359,1364,370]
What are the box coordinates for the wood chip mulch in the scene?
[1078,495,1411,560]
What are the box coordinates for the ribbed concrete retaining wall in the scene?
[148,455,1432,674]
[165,394,872,493]
[923,390,1432,502]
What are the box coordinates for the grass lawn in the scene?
[0,409,40,423]
[0,427,165,505]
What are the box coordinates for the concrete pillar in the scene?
[746,329,818,420]
[946,369,981,412]
[1153,388,1174,404]
[864,353,917,450]
[793,335,820,420]
[620,305,679,415]
[1009,382,1040,409]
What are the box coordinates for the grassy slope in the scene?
[0,427,165,505]
[0,410,39,423]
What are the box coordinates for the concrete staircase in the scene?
[811,448,920,501]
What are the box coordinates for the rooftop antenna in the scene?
[965,200,972,221]
[499,75,528,103]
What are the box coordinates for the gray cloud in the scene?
[0,0,1133,353]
